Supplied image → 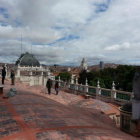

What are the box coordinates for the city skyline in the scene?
[0,0,140,65]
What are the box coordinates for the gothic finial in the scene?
[86,78,88,86]
[112,81,115,90]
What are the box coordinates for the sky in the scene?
[0,0,140,66]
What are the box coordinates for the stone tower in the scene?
[80,58,88,70]
[99,61,104,70]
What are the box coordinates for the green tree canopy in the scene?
[78,65,136,91]
[56,72,71,82]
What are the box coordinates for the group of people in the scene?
[1,66,15,85]
[1,66,59,94]
[46,79,59,95]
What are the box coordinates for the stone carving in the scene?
[133,66,140,100]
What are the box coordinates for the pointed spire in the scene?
[81,58,88,70]
[82,58,85,63]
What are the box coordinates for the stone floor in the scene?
[0,79,139,140]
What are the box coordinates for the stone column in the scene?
[5,65,8,78]
[41,71,44,86]
[111,81,116,100]
[76,78,78,84]
[96,80,101,96]
[30,71,32,76]
[58,76,61,87]
[75,78,78,91]
[132,66,140,120]
[71,75,74,84]
[85,78,88,86]
[84,78,88,93]
[29,76,34,86]
[41,71,43,76]
[17,67,20,78]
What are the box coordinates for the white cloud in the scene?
[52,0,94,25]
[0,0,140,65]
[105,42,130,51]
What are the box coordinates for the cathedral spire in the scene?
[80,58,88,70]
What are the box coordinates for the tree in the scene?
[90,77,104,87]
[114,65,136,91]
[56,72,71,82]
[78,65,136,91]
[78,70,87,84]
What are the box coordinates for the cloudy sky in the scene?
[0,0,140,66]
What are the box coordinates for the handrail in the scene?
[115,90,132,95]
[52,80,132,103]
[100,87,112,91]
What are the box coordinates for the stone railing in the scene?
[52,80,132,105]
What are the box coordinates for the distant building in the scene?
[7,52,54,86]
[67,67,71,72]
[80,58,88,70]
[99,61,104,70]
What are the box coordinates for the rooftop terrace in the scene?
[0,80,139,140]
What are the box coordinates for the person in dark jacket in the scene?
[1,66,6,85]
[10,70,15,85]
[46,79,52,95]
[55,81,59,95]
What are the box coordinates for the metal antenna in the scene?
[31,44,32,54]
[21,34,22,54]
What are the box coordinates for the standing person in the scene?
[46,79,52,95]
[1,66,6,85]
[11,70,15,85]
[55,81,59,95]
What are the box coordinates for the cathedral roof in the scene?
[16,52,40,67]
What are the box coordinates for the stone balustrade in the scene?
[53,80,132,105]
